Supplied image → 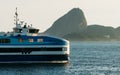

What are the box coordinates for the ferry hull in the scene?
[0,55,69,63]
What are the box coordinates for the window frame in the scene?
[28,38,34,42]
[18,38,23,42]
[37,38,43,42]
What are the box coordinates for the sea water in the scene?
[0,41,120,75]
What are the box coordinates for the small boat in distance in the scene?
[0,8,70,63]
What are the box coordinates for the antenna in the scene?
[15,7,18,25]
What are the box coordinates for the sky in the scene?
[0,0,120,32]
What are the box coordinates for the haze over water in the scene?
[0,0,120,32]
[0,42,120,75]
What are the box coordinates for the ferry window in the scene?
[62,47,67,51]
[29,29,39,33]
[14,29,22,33]
[5,39,10,43]
[18,38,23,42]
[37,38,43,42]
[28,38,33,42]
[0,39,10,43]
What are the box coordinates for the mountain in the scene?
[43,8,120,41]
[115,26,120,38]
[85,25,116,38]
[63,25,117,40]
[44,8,87,37]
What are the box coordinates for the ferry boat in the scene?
[0,8,70,63]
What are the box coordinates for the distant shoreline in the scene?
[67,39,120,42]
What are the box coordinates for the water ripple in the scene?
[0,42,120,75]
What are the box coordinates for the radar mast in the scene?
[15,7,18,25]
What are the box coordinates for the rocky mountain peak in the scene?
[44,8,87,37]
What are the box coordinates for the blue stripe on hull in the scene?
[0,55,68,63]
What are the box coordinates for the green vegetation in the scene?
[63,24,120,41]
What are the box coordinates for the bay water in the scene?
[0,41,120,75]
